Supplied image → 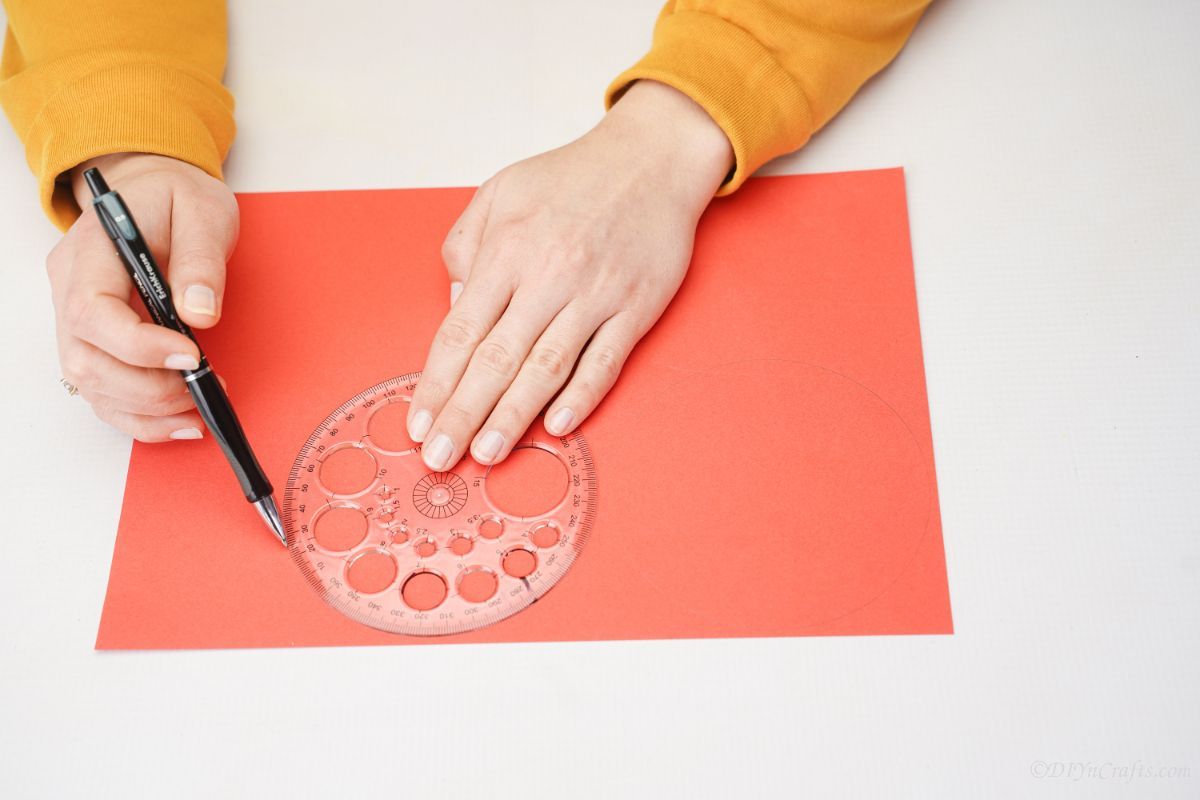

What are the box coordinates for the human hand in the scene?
[49,153,239,441]
[408,80,733,470]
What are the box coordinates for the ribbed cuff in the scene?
[605,10,813,196]
[14,56,234,230]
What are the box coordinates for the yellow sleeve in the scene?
[0,0,234,230]
[607,0,931,195]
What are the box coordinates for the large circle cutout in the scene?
[485,445,569,518]
[312,505,368,552]
[346,550,398,594]
[457,568,499,603]
[367,400,415,452]
[319,446,378,495]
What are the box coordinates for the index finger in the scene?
[61,244,200,370]
[407,269,514,442]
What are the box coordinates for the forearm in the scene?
[608,0,932,194]
[0,0,234,230]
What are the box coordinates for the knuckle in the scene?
[413,378,449,404]
[187,191,237,226]
[492,225,532,259]
[177,195,239,254]
[172,247,226,279]
[587,345,624,383]
[45,243,68,277]
[437,317,486,352]
[474,339,518,378]
[62,293,94,332]
[550,241,589,271]
[130,424,161,443]
[144,389,186,417]
[441,401,476,426]
[528,344,570,381]
[488,404,524,431]
[440,235,467,269]
[90,400,117,424]
[61,348,95,387]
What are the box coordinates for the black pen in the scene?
[84,167,285,546]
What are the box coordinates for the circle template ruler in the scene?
[282,372,598,636]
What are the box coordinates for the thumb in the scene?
[168,193,239,329]
[441,178,496,306]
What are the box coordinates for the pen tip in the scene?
[253,496,287,547]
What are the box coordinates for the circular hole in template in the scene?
[485,445,569,518]
[387,524,410,544]
[367,400,415,452]
[457,568,499,604]
[478,516,504,540]
[345,549,398,595]
[449,534,474,557]
[312,505,368,552]
[501,548,538,579]
[413,536,437,559]
[319,445,378,495]
[401,571,448,611]
[530,522,560,549]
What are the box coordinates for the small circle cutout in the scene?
[502,548,537,579]
[530,522,560,549]
[458,568,499,603]
[402,571,448,611]
[478,516,504,540]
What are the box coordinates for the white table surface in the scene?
[2,1,1197,797]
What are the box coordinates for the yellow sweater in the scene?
[1,1,929,231]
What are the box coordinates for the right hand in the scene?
[49,152,239,442]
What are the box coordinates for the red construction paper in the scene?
[96,168,953,649]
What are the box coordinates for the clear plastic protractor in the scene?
[282,372,597,636]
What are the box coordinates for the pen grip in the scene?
[186,370,273,502]
[113,235,196,342]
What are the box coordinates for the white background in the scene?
[2,1,1198,797]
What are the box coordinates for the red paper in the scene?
[96,168,953,649]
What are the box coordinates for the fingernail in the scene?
[546,407,576,435]
[408,409,433,442]
[423,433,454,470]
[183,285,217,316]
[473,430,505,463]
[170,427,203,440]
[164,353,200,371]
[449,281,463,306]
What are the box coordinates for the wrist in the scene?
[599,80,734,208]
[70,153,139,208]
[68,153,197,209]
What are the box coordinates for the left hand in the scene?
[407,80,733,471]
